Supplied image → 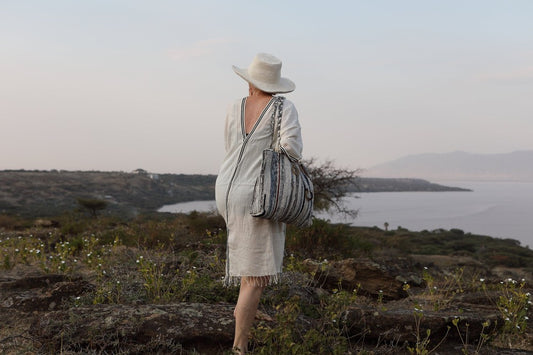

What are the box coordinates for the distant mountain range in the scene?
[367,150,533,181]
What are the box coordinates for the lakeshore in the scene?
[159,181,533,247]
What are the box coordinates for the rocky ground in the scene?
[2,216,533,354]
[2,256,533,354]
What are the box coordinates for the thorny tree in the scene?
[304,158,361,218]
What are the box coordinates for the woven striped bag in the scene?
[250,97,314,228]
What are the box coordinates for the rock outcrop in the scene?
[303,258,412,300]
[343,301,502,344]
[30,303,235,353]
[1,274,94,311]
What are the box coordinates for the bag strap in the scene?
[269,96,285,151]
[270,96,301,163]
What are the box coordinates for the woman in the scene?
[215,53,303,354]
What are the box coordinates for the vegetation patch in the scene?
[1,212,533,354]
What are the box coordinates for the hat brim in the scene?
[232,65,295,94]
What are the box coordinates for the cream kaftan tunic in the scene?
[215,96,303,286]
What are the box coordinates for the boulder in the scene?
[342,302,503,345]
[0,274,94,312]
[303,258,408,300]
[30,303,235,353]
[34,219,59,228]
[0,274,70,290]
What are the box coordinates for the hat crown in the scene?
[232,52,295,93]
[248,53,282,85]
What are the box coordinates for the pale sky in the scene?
[1,1,532,174]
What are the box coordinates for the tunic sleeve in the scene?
[224,104,232,153]
[279,100,303,160]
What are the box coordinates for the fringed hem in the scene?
[223,273,282,287]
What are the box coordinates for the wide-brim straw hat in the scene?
[232,53,295,94]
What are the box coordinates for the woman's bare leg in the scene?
[233,277,267,354]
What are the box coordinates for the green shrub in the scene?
[286,218,352,258]
[450,228,465,235]
[0,215,23,230]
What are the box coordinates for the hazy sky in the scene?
[2,1,533,174]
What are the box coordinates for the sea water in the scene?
[158,181,533,247]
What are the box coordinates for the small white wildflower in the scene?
[525,316,529,320]
[102,270,106,274]
[480,278,485,282]
[424,266,428,270]
[136,259,140,263]
[61,260,66,264]
[505,317,510,321]
[73,259,77,263]
[15,248,19,252]
[116,281,120,284]
[76,296,81,300]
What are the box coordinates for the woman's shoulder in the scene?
[278,97,297,114]
[278,96,295,107]
[226,98,245,115]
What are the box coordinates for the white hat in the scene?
[232,53,295,94]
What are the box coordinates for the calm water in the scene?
[158,181,533,247]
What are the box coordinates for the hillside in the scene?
[0,170,216,217]
[368,150,533,181]
[351,177,470,192]
[0,170,468,218]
